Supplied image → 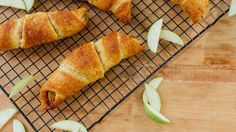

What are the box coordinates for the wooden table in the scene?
[1,15,236,132]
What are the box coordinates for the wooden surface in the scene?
[1,15,236,131]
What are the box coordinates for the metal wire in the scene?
[0,0,231,131]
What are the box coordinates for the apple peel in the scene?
[147,19,163,53]
[9,76,35,99]
[13,119,25,132]
[228,0,236,17]
[143,92,170,124]
[0,108,18,130]
[143,77,171,124]
[51,120,87,132]
[160,30,184,46]
[144,84,161,112]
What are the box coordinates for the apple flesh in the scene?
[147,19,163,53]
[13,119,25,132]
[142,77,171,124]
[143,91,171,124]
[23,0,34,12]
[0,108,18,130]
[51,120,87,132]
[228,0,236,17]
[9,76,35,99]
[144,84,161,112]
[0,0,35,11]
[148,77,164,90]
[160,30,184,46]
[0,0,26,10]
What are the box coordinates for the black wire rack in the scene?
[0,0,231,131]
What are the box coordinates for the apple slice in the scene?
[51,120,87,132]
[144,84,161,112]
[13,119,25,132]
[160,30,184,46]
[143,92,170,124]
[148,77,164,90]
[9,76,35,99]
[228,0,236,17]
[0,108,18,130]
[23,0,34,12]
[147,19,163,53]
[0,0,26,10]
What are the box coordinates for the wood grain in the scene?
[1,15,236,131]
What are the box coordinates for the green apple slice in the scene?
[144,84,161,112]
[143,92,170,124]
[0,108,18,130]
[9,76,35,99]
[147,19,163,53]
[51,120,87,132]
[0,0,26,10]
[13,119,25,132]
[148,77,164,90]
[228,0,236,17]
[160,30,184,46]
[23,0,34,12]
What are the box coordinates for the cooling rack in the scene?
[0,0,231,131]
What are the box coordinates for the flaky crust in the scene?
[110,0,132,23]
[119,32,143,58]
[40,32,143,110]
[95,32,121,71]
[48,7,88,39]
[40,66,89,110]
[22,12,59,48]
[0,19,22,52]
[172,0,209,23]
[88,0,132,23]
[62,43,105,83]
[88,0,116,11]
[0,7,88,52]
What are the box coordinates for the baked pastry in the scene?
[40,32,143,110]
[0,7,88,52]
[88,0,132,23]
[171,0,209,23]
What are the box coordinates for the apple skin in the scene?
[51,120,87,132]
[143,101,171,124]
[144,84,161,112]
[142,77,171,124]
[143,91,171,124]
[9,76,35,99]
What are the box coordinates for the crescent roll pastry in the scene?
[0,7,88,52]
[172,0,209,23]
[88,0,132,23]
[40,32,143,110]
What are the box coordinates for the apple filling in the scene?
[45,91,56,107]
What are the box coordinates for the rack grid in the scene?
[0,0,231,131]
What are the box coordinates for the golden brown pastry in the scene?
[0,7,88,52]
[40,32,143,110]
[88,0,132,23]
[172,0,209,23]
